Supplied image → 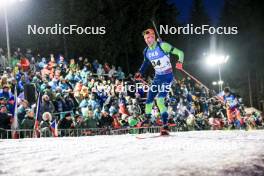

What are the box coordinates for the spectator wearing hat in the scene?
[17,99,29,125]
[20,108,35,138]
[58,113,74,129]
[40,80,49,93]
[63,94,75,112]
[116,67,125,80]
[43,85,55,101]
[87,93,100,110]
[73,71,82,84]
[83,58,90,69]
[74,114,85,129]
[18,75,29,92]
[39,95,55,118]
[108,65,117,79]
[0,97,7,106]
[53,93,66,119]
[40,112,52,137]
[58,113,74,136]
[57,55,67,68]
[119,114,129,127]
[58,77,71,93]
[21,108,35,129]
[0,105,11,128]
[84,110,98,129]
[6,96,15,115]
[0,84,13,101]
[99,107,113,128]
[69,59,77,72]
[97,64,105,77]
[0,105,11,138]
[65,70,75,87]
[48,78,59,91]
[92,59,99,73]
[73,114,86,136]
[93,107,101,120]
[80,66,89,84]
[38,57,47,69]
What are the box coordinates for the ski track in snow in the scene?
[0,130,264,176]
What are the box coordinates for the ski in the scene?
[136,134,170,139]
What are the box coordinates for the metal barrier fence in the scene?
[111,126,180,135]
[0,126,182,139]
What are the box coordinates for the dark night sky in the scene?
[171,0,225,24]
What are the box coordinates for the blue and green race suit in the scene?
[138,41,184,125]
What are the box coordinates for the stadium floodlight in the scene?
[212,81,224,92]
[205,54,229,66]
[218,80,224,85]
[212,81,217,86]
[0,0,27,61]
[205,53,229,92]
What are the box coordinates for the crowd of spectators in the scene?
[0,48,263,138]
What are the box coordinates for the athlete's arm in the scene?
[160,42,184,63]
[138,57,151,75]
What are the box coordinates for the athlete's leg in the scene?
[156,75,173,126]
[227,109,234,124]
[145,81,159,122]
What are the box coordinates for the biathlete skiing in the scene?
[135,28,184,135]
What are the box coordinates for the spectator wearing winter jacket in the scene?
[40,112,52,137]
[39,95,55,118]
[0,105,11,138]
[84,110,98,129]
[58,113,74,136]
[0,105,11,129]
[108,65,117,78]
[99,108,113,128]
[38,57,47,69]
[74,114,85,129]
[97,64,105,76]
[116,67,125,80]
[6,97,15,115]
[53,93,66,119]
[17,99,29,125]
[58,113,74,129]
[21,108,35,129]
[63,94,75,112]
[87,93,100,110]
[92,59,99,73]
[58,77,72,92]
[0,85,13,100]
[20,109,35,138]
[69,59,77,72]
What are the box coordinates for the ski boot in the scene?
[160,125,170,136]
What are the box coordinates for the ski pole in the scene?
[135,77,148,86]
[151,19,210,91]
[180,68,210,91]
[152,19,162,42]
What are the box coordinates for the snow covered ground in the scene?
[1,130,264,176]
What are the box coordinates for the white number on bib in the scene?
[151,56,172,72]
